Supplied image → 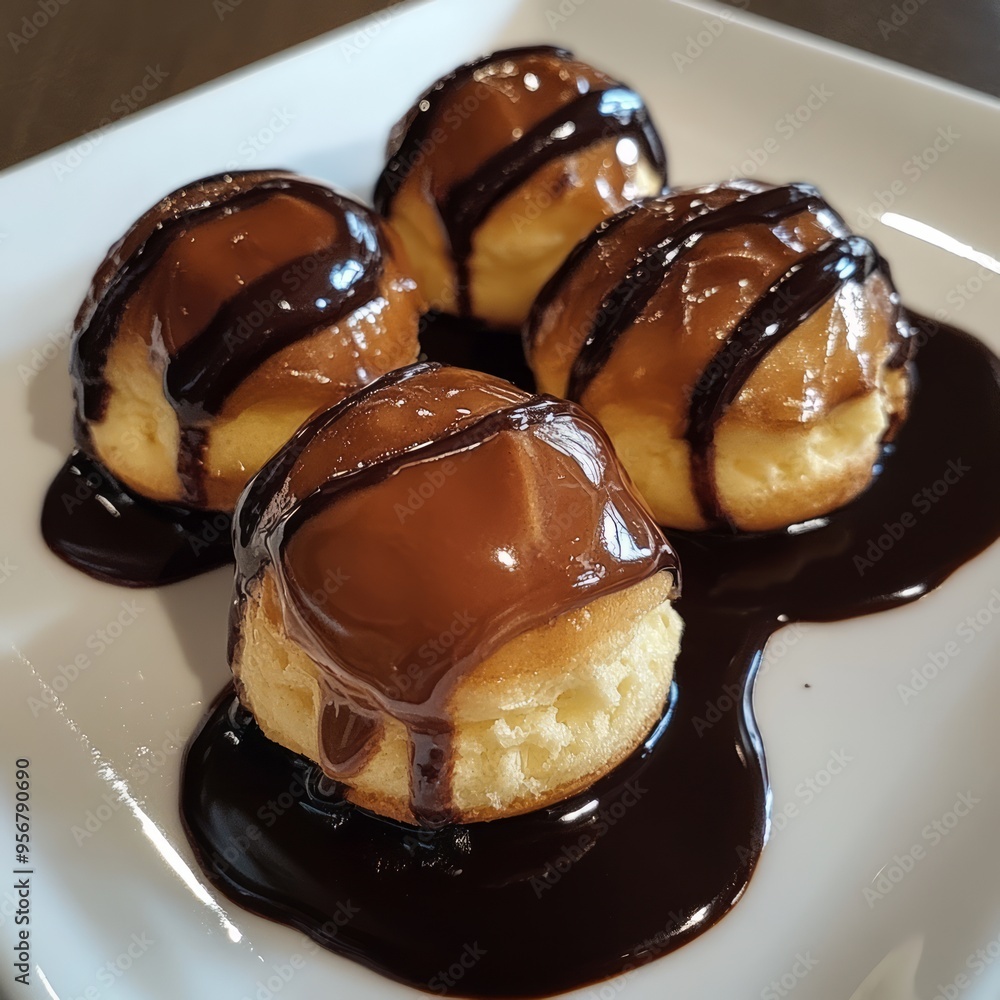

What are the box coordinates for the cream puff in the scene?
[525,180,914,533]
[70,169,424,512]
[229,362,682,827]
[374,46,667,328]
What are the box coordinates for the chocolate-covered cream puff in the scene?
[230,362,681,826]
[525,180,914,532]
[71,170,424,512]
[374,46,667,328]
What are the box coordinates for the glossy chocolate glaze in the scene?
[527,181,911,527]
[183,314,1000,998]
[230,362,678,826]
[71,170,394,504]
[73,170,384,421]
[374,47,667,313]
[41,450,232,587]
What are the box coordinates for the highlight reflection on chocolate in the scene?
[526,180,913,533]
[229,362,681,827]
[375,46,668,327]
[43,169,423,586]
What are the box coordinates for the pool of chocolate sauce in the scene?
[41,449,232,587]
[182,312,1000,997]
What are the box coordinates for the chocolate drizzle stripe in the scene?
[286,399,584,538]
[233,362,441,559]
[373,46,572,214]
[524,201,644,350]
[373,46,666,316]
[686,235,881,526]
[564,183,827,402]
[441,87,667,314]
[75,172,294,421]
[72,173,381,423]
[165,237,383,419]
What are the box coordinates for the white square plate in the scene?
[2,1,999,997]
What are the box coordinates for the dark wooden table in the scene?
[2,0,998,172]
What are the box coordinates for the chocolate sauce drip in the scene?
[373,47,667,315]
[318,698,381,777]
[410,728,456,828]
[686,235,880,526]
[184,315,1000,995]
[177,426,210,508]
[563,183,830,401]
[41,450,232,587]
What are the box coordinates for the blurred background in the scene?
[2,0,998,172]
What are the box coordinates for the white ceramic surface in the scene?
[1,1,999,997]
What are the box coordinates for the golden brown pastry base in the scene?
[233,572,682,825]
